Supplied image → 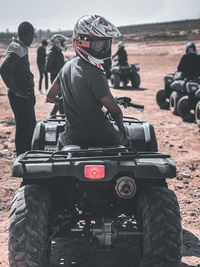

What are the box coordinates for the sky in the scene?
[0,0,200,32]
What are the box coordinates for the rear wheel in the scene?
[195,101,200,128]
[9,185,51,267]
[111,74,120,88]
[170,91,182,115]
[177,96,195,122]
[156,89,169,109]
[130,72,140,88]
[137,186,182,267]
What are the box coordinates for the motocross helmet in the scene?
[73,14,121,71]
[118,41,125,48]
[51,34,68,51]
[186,42,196,54]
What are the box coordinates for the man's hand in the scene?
[100,94,131,146]
[15,93,28,99]
[120,128,131,147]
[15,89,31,99]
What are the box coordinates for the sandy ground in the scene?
[0,40,200,266]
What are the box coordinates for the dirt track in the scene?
[0,40,200,266]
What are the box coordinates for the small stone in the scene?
[176,176,182,180]
[177,185,183,189]
[182,173,190,179]
[189,163,198,171]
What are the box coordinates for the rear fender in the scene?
[12,150,176,180]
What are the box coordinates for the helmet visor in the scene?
[90,39,112,53]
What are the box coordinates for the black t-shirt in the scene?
[177,53,200,78]
[45,46,64,76]
[57,57,120,146]
[113,47,128,66]
[37,45,46,65]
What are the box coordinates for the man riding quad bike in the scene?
[107,42,141,89]
[157,42,200,113]
[170,42,200,117]
[8,15,182,267]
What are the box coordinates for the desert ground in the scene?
[0,40,200,266]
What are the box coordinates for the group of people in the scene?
[1,15,199,157]
[0,15,130,156]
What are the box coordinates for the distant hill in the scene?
[0,19,200,47]
[118,19,200,42]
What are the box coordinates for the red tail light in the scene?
[84,165,105,179]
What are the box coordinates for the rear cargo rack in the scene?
[18,147,171,165]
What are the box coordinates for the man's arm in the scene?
[45,51,55,74]
[0,53,19,91]
[46,79,61,103]
[100,94,126,133]
[112,49,119,60]
[177,55,185,72]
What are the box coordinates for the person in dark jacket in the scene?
[37,39,48,93]
[45,34,68,115]
[177,42,200,78]
[112,41,128,66]
[0,21,36,156]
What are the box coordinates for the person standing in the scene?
[45,34,68,116]
[0,21,36,156]
[37,39,48,93]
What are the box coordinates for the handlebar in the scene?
[116,97,144,111]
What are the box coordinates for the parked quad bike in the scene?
[156,73,175,109]
[156,72,183,110]
[107,61,140,89]
[9,97,182,267]
[177,78,200,122]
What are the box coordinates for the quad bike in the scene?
[177,78,200,122]
[8,97,182,267]
[170,76,200,116]
[107,61,140,89]
[156,72,183,110]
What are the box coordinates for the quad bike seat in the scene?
[32,119,157,153]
